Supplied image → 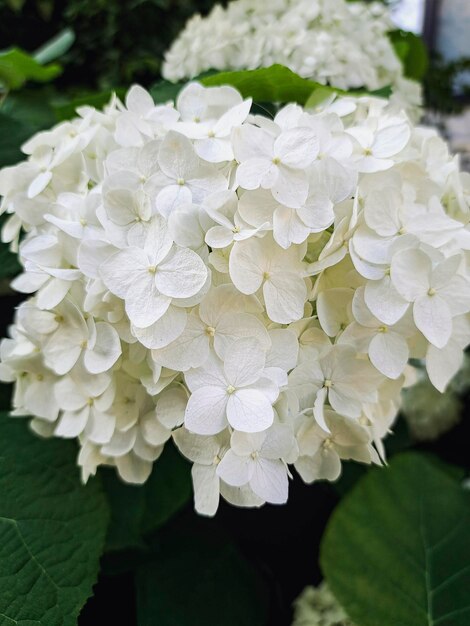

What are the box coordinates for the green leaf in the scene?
[0,239,21,279]
[0,91,56,171]
[34,29,76,65]
[0,111,32,167]
[389,30,428,81]
[321,452,470,626]
[0,48,62,90]
[135,520,269,626]
[53,89,126,122]
[0,412,110,625]
[201,64,344,105]
[149,79,184,104]
[103,441,191,553]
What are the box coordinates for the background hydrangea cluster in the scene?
[163,0,422,116]
[1,81,469,517]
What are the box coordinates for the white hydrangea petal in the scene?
[115,454,153,484]
[227,389,274,433]
[101,429,137,457]
[223,337,265,387]
[273,206,309,248]
[126,85,154,116]
[216,449,251,487]
[369,331,408,379]
[100,248,149,298]
[272,167,309,208]
[263,273,306,324]
[84,410,115,444]
[184,385,228,435]
[184,353,226,391]
[141,411,171,446]
[229,240,264,294]
[192,464,220,517]
[156,387,188,429]
[84,322,121,374]
[173,428,227,465]
[155,246,207,298]
[413,295,452,349]
[391,248,431,301]
[132,306,187,350]
[195,137,233,163]
[372,123,410,158]
[250,458,288,504]
[205,225,234,249]
[232,124,273,162]
[55,407,88,438]
[125,274,170,328]
[364,276,409,326]
[426,340,463,392]
[236,158,275,191]
[274,128,319,169]
[314,448,342,481]
[214,312,271,360]
[156,184,192,219]
[265,328,299,371]
[55,378,86,412]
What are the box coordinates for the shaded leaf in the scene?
[150,79,184,104]
[389,30,428,81]
[103,441,191,553]
[0,412,109,625]
[321,452,470,626]
[136,519,269,626]
[0,48,61,89]
[201,64,344,105]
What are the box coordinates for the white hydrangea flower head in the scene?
[162,0,422,118]
[1,81,469,517]
[292,581,355,626]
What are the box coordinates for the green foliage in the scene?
[321,453,470,626]
[150,79,186,104]
[425,55,470,114]
[0,0,220,89]
[135,520,269,626]
[202,64,345,105]
[0,47,61,89]
[103,442,192,553]
[389,29,429,82]
[0,412,109,625]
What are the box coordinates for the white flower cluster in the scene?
[292,582,354,626]
[162,0,422,116]
[1,82,469,516]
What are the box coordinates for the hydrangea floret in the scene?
[1,81,469,516]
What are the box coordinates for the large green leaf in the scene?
[201,64,344,105]
[135,520,269,626]
[150,80,184,104]
[321,453,470,626]
[103,441,192,553]
[0,48,61,90]
[0,412,109,625]
[389,30,428,81]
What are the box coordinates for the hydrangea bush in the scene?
[163,0,422,115]
[1,81,469,517]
